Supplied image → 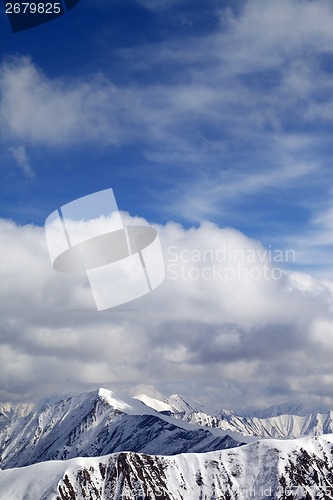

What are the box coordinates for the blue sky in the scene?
[2,0,333,408]
[1,0,332,247]
[1,0,231,225]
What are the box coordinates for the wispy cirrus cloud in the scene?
[10,145,35,178]
[2,2,333,148]
[2,1,333,258]
[0,57,127,146]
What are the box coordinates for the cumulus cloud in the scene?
[1,215,333,409]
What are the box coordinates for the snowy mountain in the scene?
[243,401,331,419]
[0,402,34,424]
[135,393,333,439]
[0,388,241,470]
[1,434,333,499]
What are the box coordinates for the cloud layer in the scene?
[2,0,333,411]
[1,215,333,410]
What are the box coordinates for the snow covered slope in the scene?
[1,434,333,499]
[0,388,240,470]
[0,402,34,424]
[135,393,333,439]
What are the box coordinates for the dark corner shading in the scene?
[4,0,81,33]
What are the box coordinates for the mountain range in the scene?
[1,434,333,499]
[135,393,333,439]
[2,387,333,499]
[0,388,241,470]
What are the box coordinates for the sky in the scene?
[1,0,333,411]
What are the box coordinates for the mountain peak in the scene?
[97,388,134,413]
[96,388,161,416]
[0,388,240,471]
[134,394,172,413]
[166,394,200,413]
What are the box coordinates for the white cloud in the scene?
[2,0,333,150]
[278,198,333,277]
[1,0,333,226]
[1,215,333,409]
[3,0,333,408]
[0,57,126,146]
[10,145,34,178]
